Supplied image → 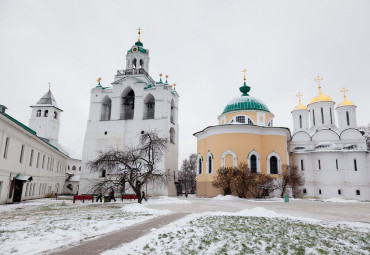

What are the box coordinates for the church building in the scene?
[194,71,291,197]
[290,76,370,201]
[79,30,179,196]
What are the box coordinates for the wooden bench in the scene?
[73,195,94,203]
[121,194,137,201]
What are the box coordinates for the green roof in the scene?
[128,41,148,54]
[223,95,270,114]
[2,112,37,135]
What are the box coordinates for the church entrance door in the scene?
[13,180,24,203]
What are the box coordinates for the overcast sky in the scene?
[1,0,370,165]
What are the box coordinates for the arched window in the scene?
[72,166,76,170]
[236,116,245,123]
[250,155,257,173]
[121,89,135,120]
[330,108,333,124]
[221,149,237,168]
[132,58,137,69]
[54,111,58,119]
[197,154,203,175]
[101,169,106,178]
[346,111,350,126]
[206,152,213,174]
[321,107,324,124]
[170,128,175,144]
[170,100,175,124]
[312,109,316,125]
[79,166,81,171]
[139,59,144,69]
[101,96,112,121]
[144,94,155,119]
[44,110,48,117]
[354,159,357,171]
[268,155,279,174]
[248,118,253,125]
[299,115,302,129]
[36,110,41,117]
[68,165,70,170]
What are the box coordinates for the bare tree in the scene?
[212,167,236,195]
[358,124,370,150]
[231,163,255,198]
[278,164,305,198]
[87,131,168,203]
[178,153,197,194]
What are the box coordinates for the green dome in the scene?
[223,95,270,114]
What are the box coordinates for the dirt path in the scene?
[47,213,189,255]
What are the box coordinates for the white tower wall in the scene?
[291,109,309,134]
[308,101,336,129]
[337,105,357,130]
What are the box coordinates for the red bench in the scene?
[73,195,94,203]
[121,194,137,201]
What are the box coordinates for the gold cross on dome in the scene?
[296,92,303,103]
[97,77,101,83]
[242,69,247,81]
[137,27,142,41]
[314,75,323,90]
[340,87,349,98]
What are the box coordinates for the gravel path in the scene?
[47,213,189,255]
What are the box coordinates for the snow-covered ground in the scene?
[104,207,370,255]
[0,197,172,255]
[1,196,369,255]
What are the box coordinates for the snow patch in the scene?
[212,195,242,201]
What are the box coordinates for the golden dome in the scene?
[292,92,308,111]
[337,88,355,107]
[309,75,333,104]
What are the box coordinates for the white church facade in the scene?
[290,76,370,201]
[79,33,179,196]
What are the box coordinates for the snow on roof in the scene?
[59,143,82,160]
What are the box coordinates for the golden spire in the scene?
[137,27,142,42]
[314,75,323,94]
[159,73,162,77]
[242,69,247,81]
[293,92,308,111]
[97,77,102,86]
[338,87,355,107]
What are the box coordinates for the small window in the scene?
[318,159,321,170]
[300,159,304,171]
[299,115,302,129]
[338,189,342,195]
[0,181,3,198]
[303,188,307,194]
[36,110,41,117]
[336,159,338,170]
[321,107,324,124]
[3,137,9,158]
[319,189,322,195]
[236,116,245,123]
[346,111,350,126]
[330,108,333,124]
[44,110,48,117]
[251,155,257,173]
[29,150,34,166]
[198,158,202,174]
[36,152,40,168]
[20,145,25,163]
[101,169,106,178]
[208,155,213,174]
[270,156,278,174]
[356,190,360,196]
[248,118,253,125]
[42,155,45,169]
[54,111,58,119]
[312,109,316,125]
[72,166,76,170]
[354,159,357,171]
[79,167,81,171]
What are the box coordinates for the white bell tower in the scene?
[125,27,150,73]
[29,86,62,145]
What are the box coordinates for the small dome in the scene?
[309,88,333,104]
[292,102,308,111]
[338,94,355,107]
[223,95,270,114]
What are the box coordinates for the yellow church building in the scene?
[194,72,291,197]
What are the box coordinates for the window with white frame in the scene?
[236,116,245,123]
[206,152,213,174]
